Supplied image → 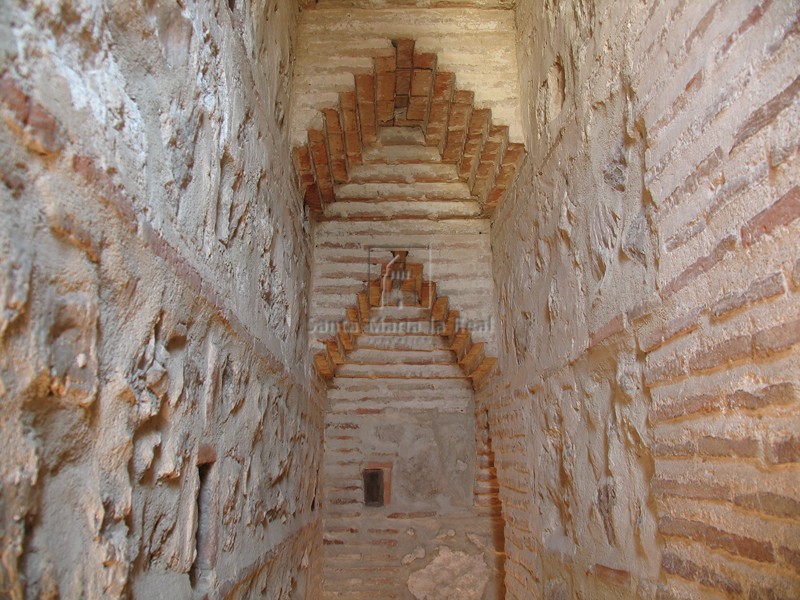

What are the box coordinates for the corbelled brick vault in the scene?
[1,1,799,599]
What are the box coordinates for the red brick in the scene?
[638,308,701,352]
[141,220,201,291]
[354,73,377,145]
[431,296,449,322]
[376,72,396,125]
[26,103,62,155]
[661,147,724,213]
[792,258,800,289]
[413,52,436,70]
[649,392,720,423]
[326,421,358,430]
[651,68,704,137]
[768,435,800,464]
[472,174,493,200]
[442,123,469,162]
[711,272,785,319]
[734,492,800,519]
[732,74,800,152]
[689,334,751,372]
[410,69,433,98]
[484,187,505,209]
[627,293,661,323]
[405,95,428,122]
[779,546,800,574]
[706,172,750,223]
[459,108,490,180]
[1,76,64,155]
[587,564,631,588]
[698,435,758,458]
[433,72,454,97]
[324,338,344,365]
[314,352,335,379]
[72,154,136,227]
[651,478,731,501]
[393,39,414,69]
[308,128,334,203]
[644,354,687,385]
[394,69,411,103]
[323,109,348,184]
[741,186,800,246]
[684,1,719,54]
[373,55,396,74]
[387,511,436,519]
[376,71,396,101]
[460,342,485,376]
[662,234,738,297]
[479,139,502,165]
[502,143,526,168]
[753,316,800,356]
[661,552,742,595]
[590,313,625,347]
[660,517,774,563]
[726,383,798,411]
[0,75,30,125]
[371,538,398,547]
[451,89,473,104]
[718,0,775,59]
[425,72,454,149]
[472,126,507,199]
[652,439,696,457]
[491,162,517,194]
[665,218,706,252]
[448,99,472,129]
[303,183,322,212]
[292,145,312,173]
[355,73,375,104]
[339,91,362,166]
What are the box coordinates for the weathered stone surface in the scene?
[0,1,323,599]
[407,546,489,600]
[488,1,800,599]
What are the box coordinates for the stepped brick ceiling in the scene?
[292,38,526,221]
[314,251,497,390]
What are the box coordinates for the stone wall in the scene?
[486,0,800,598]
[0,1,323,598]
[322,380,504,599]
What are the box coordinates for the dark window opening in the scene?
[363,469,384,507]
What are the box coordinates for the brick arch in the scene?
[313,252,497,391]
[292,39,526,220]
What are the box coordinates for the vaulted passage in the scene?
[1,1,799,600]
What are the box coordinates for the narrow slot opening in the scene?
[191,461,214,588]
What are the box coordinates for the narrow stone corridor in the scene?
[1,1,799,599]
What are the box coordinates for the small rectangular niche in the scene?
[191,446,217,590]
[363,469,385,507]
